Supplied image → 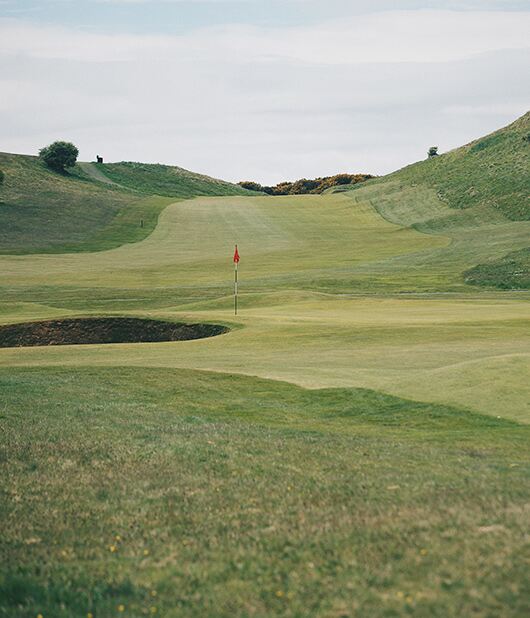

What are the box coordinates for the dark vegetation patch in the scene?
[469,132,506,153]
[464,247,530,289]
[239,173,374,195]
[0,317,228,348]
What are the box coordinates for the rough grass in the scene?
[1,367,528,618]
[0,153,175,254]
[335,112,530,290]
[381,111,530,221]
[99,161,257,198]
[0,154,253,254]
[464,248,530,290]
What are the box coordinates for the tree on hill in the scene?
[39,141,79,172]
[428,146,439,158]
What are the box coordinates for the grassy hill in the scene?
[385,110,529,221]
[0,154,254,254]
[97,161,256,198]
[335,111,530,289]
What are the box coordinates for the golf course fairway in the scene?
[1,114,529,616]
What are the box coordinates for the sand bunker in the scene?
[0,317,229,348]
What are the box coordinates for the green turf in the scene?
[99,161,257,198]
[0,187,529,422]
[0,154,253,254]
[1,367,528,618]
[1,114,529,617]
[0,152,147,254]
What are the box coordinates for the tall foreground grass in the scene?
[1,367,528,617]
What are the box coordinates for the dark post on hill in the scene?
[233,245,240,315]
[428,146,439,158]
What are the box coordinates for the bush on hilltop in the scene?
[39,141,79,173]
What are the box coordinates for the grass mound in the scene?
[0,153,255,254]
[464,247,530,289]
[0,317,228,348]
[0,152,174,254]
[98,162,256,198]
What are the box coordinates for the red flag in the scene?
[233,245,240,264]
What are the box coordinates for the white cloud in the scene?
[1,11,529,63]
[0,10,529,183]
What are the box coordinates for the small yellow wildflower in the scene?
[150,590,157,597]
[276,590,284,598]
[143,549,150,556]
[88,613,94,618]
[420,548,428,556]
[118,604,125,612]
[150,607,158,614]
[37,614,44,618]
[396,591,404,599]
[109,545,117,553]
[115,535,121,542]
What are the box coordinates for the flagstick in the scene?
[234,259,238,316]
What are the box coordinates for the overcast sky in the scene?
[1,0,529,183]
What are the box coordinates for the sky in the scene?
[1,0,529,184]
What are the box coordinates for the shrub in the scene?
[39,141,79,172]
[238,173,374,196]
[239,181,264,192]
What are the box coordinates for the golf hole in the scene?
[0,317,229,348]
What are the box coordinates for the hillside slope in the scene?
[388,111,529,221]
[0,154,254,254]
[337,111,530,289]
[97,161,256,198]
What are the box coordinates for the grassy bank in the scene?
[1,367,528,617]
[464,248,530,290]
[0,154,254,254]
[99,162,256,198]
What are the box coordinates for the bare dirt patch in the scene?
[0,317,229,348]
